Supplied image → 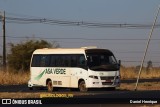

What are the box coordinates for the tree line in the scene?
[0,39,157,72]
[1,39,59,72]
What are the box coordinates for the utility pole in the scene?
[3,11,6,72]
[0,11,6,72]
[134,6,160,91]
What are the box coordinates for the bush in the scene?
[7,40,59,72]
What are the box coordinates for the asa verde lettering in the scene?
[34,68,66,80]
[45,68,66,74]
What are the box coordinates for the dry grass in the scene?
[120,67,160,79]
[120,82,160,91]
[0,71,30,85]
[0,67,160,85]
[0,92,40,98]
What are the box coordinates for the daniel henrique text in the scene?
[130,100,157,104]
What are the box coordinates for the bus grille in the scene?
[100,76,114,80]
[100,76,114,85]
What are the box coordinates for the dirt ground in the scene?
[119,82,160,91]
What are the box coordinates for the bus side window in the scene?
[31,55,41,67]
[78,56,85,65]
[50,55,56,67]
[71,56,77,67]
[77,55,87,69]
[40,55,50,67]
[55,55,60,67]
[61,55,66,67]
[65,55,71,67]
[40,56,45,67]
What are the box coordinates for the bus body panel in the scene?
[31,67,71,87]
[30,67,89,88]
[28,47,120,90]
[70,68,88,88]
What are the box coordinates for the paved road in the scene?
[0,78,159,99]
[0,78,160,92]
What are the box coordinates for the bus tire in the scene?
[47,81,53,92]
[79,81,88,92]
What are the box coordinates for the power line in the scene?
[1,35,160,41]
[1,16,160,29]
[6,12,42,19]
[6,12,159,29]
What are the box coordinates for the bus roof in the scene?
[33,47,113,55]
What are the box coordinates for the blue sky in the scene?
[0,0,160,66]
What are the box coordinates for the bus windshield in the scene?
[86,52,119,71]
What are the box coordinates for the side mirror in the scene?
[118,60,121,66]
[117,60,121,70]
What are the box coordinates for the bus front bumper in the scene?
[87,78,120,88]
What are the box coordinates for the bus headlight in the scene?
[89,75,98,79]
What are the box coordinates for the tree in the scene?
[7,40,59,72]
[146,60,153,72]
[135,65,141,72]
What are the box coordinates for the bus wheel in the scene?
[47,81,53,92]
[79,81,88,92]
